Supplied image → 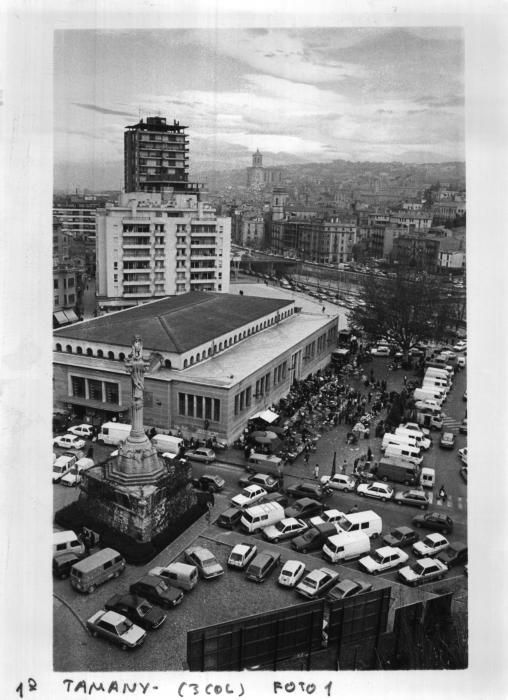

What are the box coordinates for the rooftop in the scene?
[54,292,292,354]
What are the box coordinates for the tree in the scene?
[349,270,452,359]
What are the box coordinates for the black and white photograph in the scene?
[2,1,507,697]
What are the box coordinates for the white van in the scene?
[336,510,382,539]
[53,454,77,483]
[53,530,85,558]
[239,502,285,533]
[384,443,423,465]
[322,531,371,563]
[382,432,419,452]
[425,367,452,383]
[420,467,436,489]
[148,562,198,591]
[395,427,431,450]
[413,388,444,405]
[60,457,94,487]
[98,422,132,445]
[423,377,449,393]
[151,434,184,455]
[247,452,283,475]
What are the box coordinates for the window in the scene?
[187,395,195,417]
[178,393,186,415]
[56,343,62,352]
[66,345,72,353]
[104,382,119,404]
[76,346,83,354]
[97,349,104,358]
[196,396,203,418]
[71,376,86,397]
[88,379,102,401]
[164,359,171,368]
[205,397,212,420]
[119,353,125,361]
[108,351,115,360]
[54,279,59,289]
[86,348,93,356]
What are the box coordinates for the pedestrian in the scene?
[208,488,215,507]
[439,485,448,502]
[322,306,326,313]
[367,446,373,461]
[206,501,213,524]
[304,452,310,468]
[314,464,320,479]
[403,375,407,387]
[341,459,347,474]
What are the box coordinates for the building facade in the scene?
[246,149,283,188]
[53,292,337,442]
[272,216,357,265]
[96,191,231,311]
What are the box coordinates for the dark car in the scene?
[216,506,242,530]
[412,511,454,535]
[285,498,323,520]
[130,575,184,609]
[261,491,289,508]
[326,579,373,601]
[436,542,468,568]
[382,526,418,548]
[245,550,281,583]
[53,552,83,579]
[191,474,225,492]
[291,522,338,553]
[285,482,327,501]
[238,472,281,492]
[105,593,167,630]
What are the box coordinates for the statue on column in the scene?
[124,335,163,439]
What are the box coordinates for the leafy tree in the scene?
[349,270,452,359]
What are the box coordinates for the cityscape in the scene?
[52,27,468,674]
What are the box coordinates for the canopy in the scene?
[250,409,279,424]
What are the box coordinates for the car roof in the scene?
[281,518,300,526]
[294,497,320,506]
[100,610,125,625]
[394,526,413,534]
[376,546,396,556]
[425,533,446,542]
[283,560,304,572]
[232,543,251,554]
[187,546,212,557]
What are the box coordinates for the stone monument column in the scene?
[124,335,151,441]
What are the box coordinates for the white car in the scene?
[67,424,95,439]
[357,482,394,502]
[308,509,345,528]
[401,422,430,437]
[52,454,77,483]
[398,557,448,586]
[278,560,306,588]
[60,457,94,487]
[371,345,390,357]
[53,434,86,450]
[227,542,258,570]
[453,340,467,352]
[262,518,308,543]
[359,546,409,574]
[413,533,449,557]
[321,474,356,493]
[458,447,467,465]
[231,484,267,509]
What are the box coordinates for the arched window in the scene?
[219,343,223,351]
[56,343,62,352]
[76,346,83,354]
[196,353,201,362]
[65,345,72,353]
[190,356,194,365]
[119,352,125,361]
[165,359,171,369]
[108,351,114,360]
[86,348,93,356]
[97,349,104,358]
[208,348,212,357]
[234,335,237,343]
[184,359,188,368]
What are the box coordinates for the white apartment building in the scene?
[96,190,231,311]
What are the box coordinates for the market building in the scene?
[53,291,338,442]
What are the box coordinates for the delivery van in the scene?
[336,510,382,539]
[416,407,443,431]
[70,547,125,594]
[247,452,282,475]
[420,467,436,489]
[53,530,85,558]
[322,531,371,563]
[148,562,198,591]
[151,434,184,455]
[98,422,132,445]
[425,367,452,383]
[377,456,421,485]
[382,432,419,453]
[423,377,449,392]
[395,427,431,450]
[413,388,444,405]
[240,502,285,533]
[384,443,423,465]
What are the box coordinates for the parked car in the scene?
[104,593,167,630]
[436,542,468,568]
[52,454,77,483]
[357,482,394,502]
[129,576,184,609]
[412,512,454,535]
[371,345,390,357]
[185,447,216,463]
[326,579,373,601]
[191,474,225,492]
[291,522,338,553]
[413,533,449,557]
[53,552,84,580]
[296,567,340,599]
[285,481,327,501]
[227,542,258,570]
[359,546,409,574]
[245,550,281,583]
[453,340,467,352]
[262,517,308,543]
[231,485,267,509]
[460,466,468,483]
[382,526,418,548]
[238,472,281,492]
[277,559,306,588]
[86,610,146,650]
[320,473,356,493]
[184,546,224,579]
[394,489,430,510]
[459,419,467,435]
[261,492,289,508]
[308,508,345,528]
[53,434,86,450]
[285,498,323,520]
[398,557,448,586]
[60,458,94,487]
[440,432,455,449]
[68,424,95,439]
[458,447,468,466]
[216,506,242,530]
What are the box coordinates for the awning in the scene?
[54,311,68,325]
[63,309,79,323]
[250,409,279,424]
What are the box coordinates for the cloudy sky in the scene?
[54,27,464,190]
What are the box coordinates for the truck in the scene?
[415,407,443,431]
[98,422,132,445]
[377,456,421,486]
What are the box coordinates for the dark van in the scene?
[216,507,242,530]
[291,522,338,553]
[53,552,83,579]
[245,551,281,583]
